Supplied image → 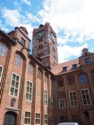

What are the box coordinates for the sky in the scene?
[0,0,94,63]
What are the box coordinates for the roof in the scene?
[51,59,80,75]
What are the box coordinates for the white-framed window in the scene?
[44,90,48,105]
[59,99,65,108]
[44,114,48,125]
[15,54,23,66]
[81,89,91,105]
[0,43,8,56]
[0,65,3,82]
[26,81,33,101]
[69,91,78,107]
[28,64,33,73]
[9,73,20,97]
[24,112,31,125]
[36,113,41,124]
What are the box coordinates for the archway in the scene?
[3,111,17,125]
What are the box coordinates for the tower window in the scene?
[28,64,33,73]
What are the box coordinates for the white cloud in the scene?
[22,0,31,5]
[38,0,94,43]
[58,43,88,63]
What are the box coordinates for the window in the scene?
[45,75,48,83]
[21,37,25,46]
[44,44,49,55]
[72,64,77,70]
[80,74,87,83]
[85,58,91,64]
[39,44,42,50]
[16,54,23,66]
[28,64,33,73]
[0,43,8,56]
[72,115,79,122]
[44,114,48,124]
[36,113,41,124]
[51,96,53,108]
[37,69,41,79]
[10,73,20,96]
[24,112,31,125]
[0,66,3,82]
[83,111,90,120]
[58,80,63,87]
[69,91,78,107]
[60,116,67,122]
[51,116,54,125]
[59,99,65,108]
[63,66,67,71]
[26,81,33,101]
[44,90,48,105]
[67,76,74,85]
[81,89,91,105]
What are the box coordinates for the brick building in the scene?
[0,22,94,125]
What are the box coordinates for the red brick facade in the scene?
[0,24,94,125]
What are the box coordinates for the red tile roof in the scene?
[51,59,80,75]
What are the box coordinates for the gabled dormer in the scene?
[79,48,94,66]
[8,26,31,51]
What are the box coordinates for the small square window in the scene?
[63,66,67,71]
[72,64,77,70]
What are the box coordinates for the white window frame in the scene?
[0,65,3,82]
[44,114,48,125]
[26,81,33,102]
[81,88,91,106]
[24,111,31,125]
[69,91,78,107]
[36,113,41,124]
[59,99,65,108]
[44,90,48,106]
[9,73,20,98]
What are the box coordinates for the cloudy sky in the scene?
[0,0,94,63]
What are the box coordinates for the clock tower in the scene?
[32,22,58,69]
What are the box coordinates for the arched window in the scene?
[0,43,8,56]
[15,54,23,66]
[79,74,87,83]
[28,63,33,73]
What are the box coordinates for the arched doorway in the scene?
[3,111,17,125]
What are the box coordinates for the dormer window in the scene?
[72,64,77,70]
[21,37,25,46]
[85,58,91,64]
[63,66,67,71]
